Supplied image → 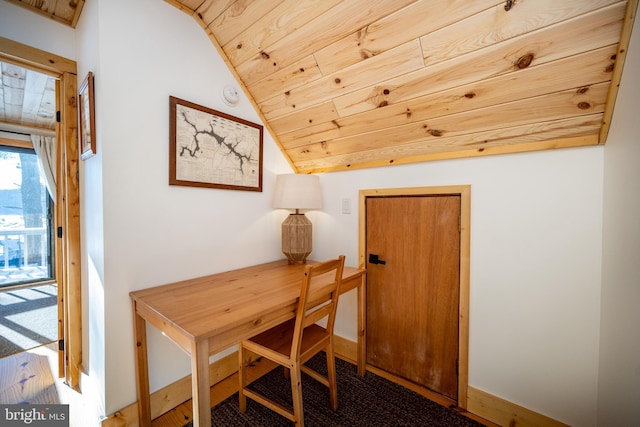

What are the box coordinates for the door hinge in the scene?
[458,215,461,233]
[456,358,459,376]
[57,226,63,238]
[56,110,61,123]
[58,339,64,351]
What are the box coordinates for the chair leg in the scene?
[326,345,338,410]
[238,346,247,413]
[290,365,305,427]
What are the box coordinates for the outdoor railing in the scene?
[0,227,48,270]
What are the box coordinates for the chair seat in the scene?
[248,319,330,360]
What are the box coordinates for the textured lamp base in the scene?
[282,213,312,264]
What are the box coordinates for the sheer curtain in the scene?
[31,135,56,200]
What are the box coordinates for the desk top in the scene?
[130,259,364,345]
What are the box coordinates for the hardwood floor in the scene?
[0,342,97,427]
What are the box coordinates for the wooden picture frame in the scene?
[78,71,96,160]
[169,96,263,192]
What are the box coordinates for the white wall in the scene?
[317,147,604,427]
[598,12,640,427]
[74,0,292,416]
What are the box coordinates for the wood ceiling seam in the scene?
[258,39,425,120]
[314,0,499,76]
[192,0,236,28]
[328,3,626,119]
[207,1,283,48]
[419,0,623,67]
[221,0,343,68]
[273,45,616,139]
[233,0,417,87]
[246,54,323,103]
[294,134,601,174]
[292,120,603,168]
[281,83,609,155]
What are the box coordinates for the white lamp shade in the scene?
[272,174,322,210]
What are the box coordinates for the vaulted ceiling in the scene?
[1,0,637,173]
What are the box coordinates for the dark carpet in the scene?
[186,353,484,427]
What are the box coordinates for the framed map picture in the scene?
[169,96,263,192]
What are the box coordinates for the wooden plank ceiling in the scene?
[1,0,636,173]
[168,0,636,173]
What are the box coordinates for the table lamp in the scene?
[272,174,322,264]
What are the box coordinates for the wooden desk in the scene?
[130,259,366,427]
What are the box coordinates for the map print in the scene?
[175,103,261,189]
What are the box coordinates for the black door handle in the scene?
[368,254,386,265]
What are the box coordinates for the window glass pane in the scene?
[0,146,54,287]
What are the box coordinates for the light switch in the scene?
[341,198,352,214]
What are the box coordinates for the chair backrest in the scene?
[290,255,345,358]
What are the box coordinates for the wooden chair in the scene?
[238,255,346,426]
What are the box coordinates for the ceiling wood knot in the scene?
[260,51,270,60]
[515,53,534,70]
[576,87,589,94]
[504,0,514,11]
[405,109,412,119]
[429,129,444,137]
[605,63,615,73]
[360,49,374,60]
[383,89,390,95]
[389,159,395,164]
[334,78,341,84]
[464,92,476,99]
[478,148,485,152]
[577,102,591,110]
[331,120,341,129]
[236,43,243,49]
[378,100,388,108]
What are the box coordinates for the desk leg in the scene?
[357,274,366,376]
[133,307,152,427]
[191,339,212,427]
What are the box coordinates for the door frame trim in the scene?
[359,185,470,408]
[0,36,82,389]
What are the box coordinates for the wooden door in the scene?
[366,195,460,400]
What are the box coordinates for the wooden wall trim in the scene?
[599,0,638,145]
[0,36,82,390]
[0,36,76,75]
[103,336,566,427]
[467,386,570,427]
[59,70,82,389]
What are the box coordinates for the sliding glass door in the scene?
[0,145,54,287]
